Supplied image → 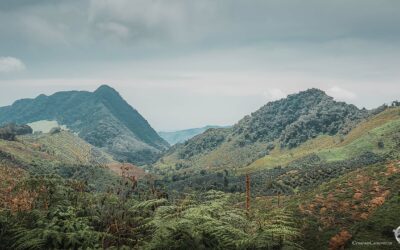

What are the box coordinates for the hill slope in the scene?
[154,88,370,174]
[156,103,400,196]
[0,85,169,165]
[0,130,147,190]
[158,125,230,145]
[293,161,400,249]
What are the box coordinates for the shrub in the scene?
[0,123,33,141]
[0,128,15,141]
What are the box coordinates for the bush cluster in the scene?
[0,123,33,141]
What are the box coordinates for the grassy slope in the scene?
[242,135,336,173]
[348,193,400,249]
[295,161,400,249]
[0,131,112,166]
[0,131,146,181]
[154,137,269,176]
[242,107,400,173]
[250,160,400,249]
[155,108,400,178]
[24,131,114,165]
[0,163,27,208]
[319,118,400,162]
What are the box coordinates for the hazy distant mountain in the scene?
[0,85,169,165]
[158,125,230,145]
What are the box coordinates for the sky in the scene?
[0,0,400,131]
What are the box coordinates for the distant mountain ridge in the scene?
[0,85,169,165]
[158,125,230,145]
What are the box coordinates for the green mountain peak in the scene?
[0,85,169,165]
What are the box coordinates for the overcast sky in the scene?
[1,0,399,131]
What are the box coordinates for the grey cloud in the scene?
[2,0,399,50]
[0,0,56,11]
[0,0,399,130]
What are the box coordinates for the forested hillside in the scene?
[155,105,400,195]
[153,89,372,176]
[0,85,169,165]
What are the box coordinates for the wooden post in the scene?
[246,173,250,213]
[278,192,280,207]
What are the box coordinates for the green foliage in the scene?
[243,209,303,249]
[2,176,303,250]
[0,123,31,141]
[0,85,168,165]
[177,128,228,159]
[12,206,101,250]
[146,191,246,249]
[234,88,367,148]
[57,164,121,192]
[144,191,302,250]
[155,89,371,179]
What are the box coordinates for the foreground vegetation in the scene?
[0,164,304,249]
[1,156,399,249]
[0,131,304,249]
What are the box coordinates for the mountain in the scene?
[154,89,400,198]
[153,91,400,248]
[0,85,169,165]
[158,125,230,145]
[154,88,370,173]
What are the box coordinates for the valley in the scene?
[0,87,399,249]
[158,125,230,145]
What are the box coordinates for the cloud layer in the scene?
[0,0,399,130]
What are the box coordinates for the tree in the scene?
[0,127,15,141]
[12,206,102,250]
